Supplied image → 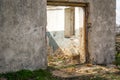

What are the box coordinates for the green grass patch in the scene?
[115,52,120,66]
[0,69,57,80]
[0,69,120,80]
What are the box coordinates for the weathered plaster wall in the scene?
[87,0,116,64]
[48,0,116,65]
[0,0,47,72]
[0,0,116,72]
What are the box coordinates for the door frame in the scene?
[47,0,89,63]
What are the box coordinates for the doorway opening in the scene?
[47,1,88,68]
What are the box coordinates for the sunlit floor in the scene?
[48,52,120,80]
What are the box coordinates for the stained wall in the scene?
[0,0,47,72]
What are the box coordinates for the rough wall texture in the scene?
[87,0,116,64]
[0,0,116,72]
[0,0,47,72]
[48,0,116,65]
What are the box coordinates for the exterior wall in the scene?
[87,0,116,64]
[0,0,116,72]
[47,0,116,65]
[0,0,47,72]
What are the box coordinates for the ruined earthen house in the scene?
[0,0,116,72]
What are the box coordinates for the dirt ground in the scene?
[48,53,120,80]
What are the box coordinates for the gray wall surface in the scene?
[87,0,116,64]
[48,0,116,65]
[0,0,116,72]
[0,0,47,72]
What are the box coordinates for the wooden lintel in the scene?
[47,1,88,7]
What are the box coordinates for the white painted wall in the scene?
[116,0,120,34]
[75,7,84,29]
[47,6,84,32]
[47,7,65,31]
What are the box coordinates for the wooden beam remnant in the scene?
[47,1,87,7]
